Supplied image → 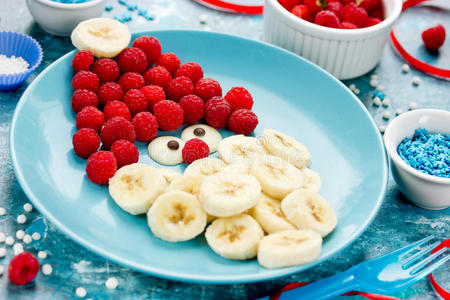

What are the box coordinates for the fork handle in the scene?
[278,269,360,300]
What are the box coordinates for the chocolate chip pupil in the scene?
[167,140,179,150]
[194,128,206,137]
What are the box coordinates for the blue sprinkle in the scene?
[145,14,154,21]
[122,12,132,21]
[127,2,137,10]
[373,90,385,100]
[138,8,147,15]
[105,3,113,11]
[398,128,450,178]
[118,0,127,5]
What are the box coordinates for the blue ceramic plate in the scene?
[10,30,388,284]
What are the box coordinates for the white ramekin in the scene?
[384,109,450,210]
[263,0,402,79]
[26,0,106,37]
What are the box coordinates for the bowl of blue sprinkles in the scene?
[384,109,450,210]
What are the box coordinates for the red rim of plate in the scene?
[193,0,263,14]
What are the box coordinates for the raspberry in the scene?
[358,0,371,10]
[86,151,117,185]
[291,5,313,22]
[166,76,194,101]
[227,109,258,135]
[111,140,139,168]
[72,50,94,72]
[204,96,231,129]
[156,53,181,75]
[342,3,368,28]
[339,22,358,29]
[71,89,98,113]
[132,111,158,142]
[123,89,149,115]
[98,82,124,105]
[365,17,382,27]
[327,1,343,20]
[72,128,100,158]
[175,62,204,84]
[72,70,100,92]
[179,95,204,125]
[132,36,162,65]
[422,24,446,51]
[100,117,136,149]
[118,72,145,92]
[194,78,222,101]
[182,138,210,164]
[144,66,172,88]
[315,11,340,28]
[8,252,39,286]
[140,85,166,111]
[153,100,184,131]
[224,87,253,112]
[367,0,382,11]
[117,47,148,74]
[76,106,105,132]
[370,8,384,19]
[304,0,323,15]
[104,100,132,121]
[278,0,300,11]
[90,58,120,82]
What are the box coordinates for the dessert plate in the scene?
[10,30,388,284]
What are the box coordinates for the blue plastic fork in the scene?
[262,236,449,300]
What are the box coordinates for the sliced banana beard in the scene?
[181,124,222,153]
[159,168,182,191]
[147,191,207,242]
[71,18,131,58]
[148,136,185,166]
[183,157,226,177]
[299,168,322,193]
[260,129,311,169]
[250,193,296,234]
[205,214,264,260]
[109,163,166,215]
[250,155,303,199]
[168,175,206,199]
[217,135,267,165]
[200,173,261,217]
[221,163,251,175]
[281,189,337,237]
[257,229,322,269]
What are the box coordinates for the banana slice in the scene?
[147,191,207,242]
[250,193,295,234]
[109,163,166,215]
[281,190,337,237]
[261,129,311,169]
[148,136,185,166]
[159,168,182,190]
[300,168,322,193]
[221,163,251,175]
[168,175,206,199]
[205,214,264,260]
[71,18,131,58]
[200,173,261,217]
[217,135,267,165]
[250,155,303,199]
[181,124,222,153]
[257,229,322,269]
[184,157,226,176]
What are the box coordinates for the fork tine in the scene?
[409,247,448,275]
[401,241,441,269]
[410,253,450,281]
[392,235,434,260]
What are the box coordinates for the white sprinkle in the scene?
[349,83,356,90]
[401,64,410,73]
[5,236,14,246]
[42,264,53,275]
[32,232,41,241]
[395,108,403,115]
[0,265,4,276]
[373,97,381,106]
[23,203,33,212]
[199,14,208,24]
[379,125,386,133]
[0,247,6,258]
[370,74,378,80]
[382,98,390,107]
[376,84,385,91]
[105,277,119,289]
[0,232,5,243]
[0,54,29,75]
[76,287,87,298]
[0,207,5,216]
[23,234,32,244]
[369,79,378,87]
[412,76,421,86]
[16,230,25,240]
[408,102,418,110]
[382,111,391,120]
[354,88,360,95]
[17,214,27,224]
[38,250,47,259]
[13,243,23,255]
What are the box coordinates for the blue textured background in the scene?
[0,0,449,299]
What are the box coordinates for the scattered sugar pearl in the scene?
[372,97,381,106]
[349,83,356,90]
[38,250,47,259]
[396,108,403,115]
[17,214,27,224]
[76,287,87,298]
[23,234,32,244]
[412,76,421,86]
[408,102,418,110]
[105,277,119,289]
[382,111,391,120]
[379,125,386,133]
[23,203,33,212]
[369,79,378,87]
[376,84,385,91]
[13,243,23,255]
[0,207,5,216]
[0,232,5,243]
[371,74,378,80]
[16,230,25,240]
[382,98,390,107]
[42,264,53,275]
[353,88,360,95]
[32,232,41,241]
[5,236,14,246]
[0,265,3,276]
[0,54,29,74]
[0,247,6,258]
[199,14,208,25]
[401,64,410,73]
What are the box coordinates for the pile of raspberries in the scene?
[280,0,384,29]
[70,36,258,185]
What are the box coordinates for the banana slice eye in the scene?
[181,124,222,153]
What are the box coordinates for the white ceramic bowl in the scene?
[384,109,450,210]
[26,0,106,37]
[263,0,402,79]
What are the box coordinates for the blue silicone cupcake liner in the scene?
[0,31,43,91]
